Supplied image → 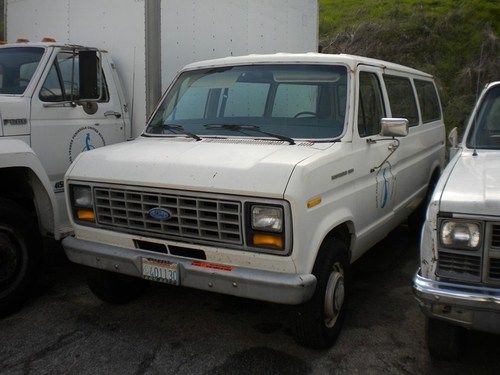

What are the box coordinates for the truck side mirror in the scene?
[79,50,101,101]
[380,118,409,137]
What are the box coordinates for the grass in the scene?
[319,0,500,133]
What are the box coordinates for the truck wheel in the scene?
[426,317,465,361]
[0,198,41,317]
[85,268,146,304]
[293,237,349,349]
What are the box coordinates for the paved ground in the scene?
[0,226,498,375]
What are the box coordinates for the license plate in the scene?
[142,258,180,285]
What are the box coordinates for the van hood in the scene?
[67,137,330,198]
[440,151,500,216]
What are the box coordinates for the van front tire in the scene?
[0,198,41,317]
[85,268,146,304]
[293,237,349,349]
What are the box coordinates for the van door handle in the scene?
[104,110,122,119]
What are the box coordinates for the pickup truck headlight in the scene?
[440,220,481,250]
[70,185,95,222]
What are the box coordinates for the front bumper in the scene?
[413,270,500,334]
[62,236,316,305]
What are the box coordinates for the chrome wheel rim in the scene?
[324,262,345,329]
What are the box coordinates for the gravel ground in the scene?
[0,226,498,374]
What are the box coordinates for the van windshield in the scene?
[146,64,348,140]
[467,85,500,150]
[0,47,45,95]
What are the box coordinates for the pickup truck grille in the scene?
[437,251,481,282]
[491,224,500,248]
[489,258,500,280]
[93,187,243,245]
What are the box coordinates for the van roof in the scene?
[183,53,433,78]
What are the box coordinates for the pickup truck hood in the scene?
[67,137,328,197]
[440,151,500,216]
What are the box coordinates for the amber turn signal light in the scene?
[77,209,95,222]
[252,234,284,249]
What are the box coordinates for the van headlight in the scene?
[70,185,95,222]
[440,220,481,250]
[251,206,283,232]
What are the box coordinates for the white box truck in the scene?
[0,0,318,315]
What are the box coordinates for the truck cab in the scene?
[0,41,129,315]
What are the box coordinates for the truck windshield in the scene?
[146,64,348,141]
[467,85,500,150]
[0,47,45,95]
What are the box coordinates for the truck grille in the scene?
[491,224,500,248]
[437,251,481,281]
[489,258,500,280]
[93,187,243,245]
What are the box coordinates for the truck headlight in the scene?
[70,185,95,222]
[440,220,481,250]
[251,206,283,232]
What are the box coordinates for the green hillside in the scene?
[319,0,500,133]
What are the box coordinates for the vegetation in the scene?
[319,0,500,134]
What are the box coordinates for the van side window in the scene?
[383,75,419,126]
[414,80,441,122]
[358,72,385,137]
[39,52,109,103]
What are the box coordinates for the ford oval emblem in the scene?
[148,207,172,221]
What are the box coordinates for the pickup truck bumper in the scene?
[62,236,316,305]
[413,270,500,334]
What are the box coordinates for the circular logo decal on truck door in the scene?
[68,126,105,163]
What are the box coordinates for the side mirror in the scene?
[78,50,101,101]
[380,118,409,137]
[448,127,458,148]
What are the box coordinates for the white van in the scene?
[414,81,500,360]
[63,53,445,348]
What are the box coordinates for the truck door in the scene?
[352,66,396,248]
[30,49,126,193]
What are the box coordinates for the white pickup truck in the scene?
[63,53,445,348]
[0,0,318,315]
[414,81,500,360]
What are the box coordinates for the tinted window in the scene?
[384,75,419,126]
[358,72,385,137]
[415,79,441,122]
[147,64,349,140]
[0,47,45,95]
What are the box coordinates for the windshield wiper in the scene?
[148,123,202,141]
[204,124,295,145]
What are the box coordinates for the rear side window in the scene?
[415,80,441,122]
[384,75,419,126]
[357,72,385,137]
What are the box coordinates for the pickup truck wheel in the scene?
[426,317,465,361]
[0,199,41,317]
[293,237,349,349]
[85,268,146,305]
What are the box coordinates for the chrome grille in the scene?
[94,187,242,245]
[437,251,481,282]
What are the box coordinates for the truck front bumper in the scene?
[413,270,500,334]
[62,236,316,305]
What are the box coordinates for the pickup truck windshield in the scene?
[0,47,45,95]
[467,85,500,150]
[146,64,348,140]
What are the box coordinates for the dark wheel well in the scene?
[322,222,353,262]
[0,168,37,219]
